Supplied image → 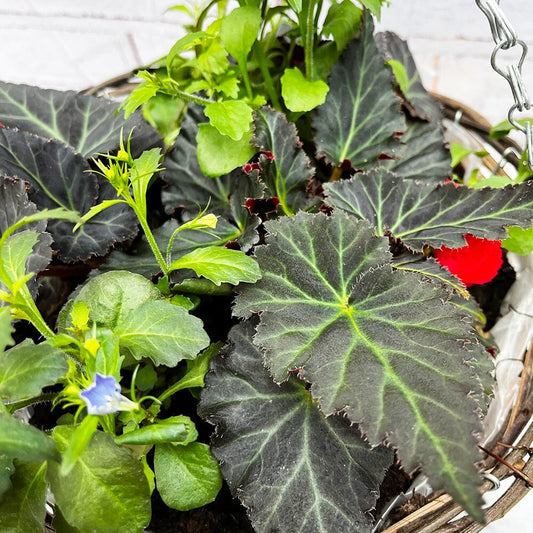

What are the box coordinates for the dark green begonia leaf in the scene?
[0,460,48,532]
[0,339,68,400]
[0,128,137,262]
[313,17,405,168]
[48,427,151,533]
[379,118,451,182]
[376,32,443,124]
[198,320,394,533]
[0,81,161,157]
[253,106,319,215]
[325,168,533,249]
[233,211,486,521]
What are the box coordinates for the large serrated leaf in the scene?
[381,118,451,182]
[0,82,160,157]
[198,320,394,533]
[234,211,486,520]
[376,32,443,123]
[0,129,137,261]
[313,17,405,167]
[253,107,318,215]
[325,168,533,248]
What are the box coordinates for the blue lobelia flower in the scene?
[79,373,138,415]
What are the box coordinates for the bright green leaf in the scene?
[196,123,255,177]
[168,245,261,286]
[60,415,100,476]
[386,59,411,94]
[0,307,14,353]
[159,342,224,402]
[323,0,362,52]
[48,427,151,533]
[286,0,302,14]
[360,0,383,19]
[503,226,533,255]
[166,31,209,72]
[116,300,210,366]
[0,340,68,401]
[154,442,222,511]
[219,6,261,62]
[115,416,198,446]
[0,460,48,533]
[0,414,59,463]
[281,68,329,112]
[204,100,253,141]
[57,271,162,331]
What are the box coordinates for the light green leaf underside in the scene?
[234,211,485,520]
[198,320,393,533]
[324,168,533,249]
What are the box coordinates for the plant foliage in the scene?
[1,1,530,531]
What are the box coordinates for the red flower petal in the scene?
[433,234,503,287]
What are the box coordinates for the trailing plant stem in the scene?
[300,0,317,81]
[135,210,169,275]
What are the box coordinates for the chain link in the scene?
[475,0,533,169]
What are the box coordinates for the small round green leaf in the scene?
[154,442,222,511]
[281,68,329,112]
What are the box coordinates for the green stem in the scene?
[238,57,254,100]
[253,42,281,109]
[300,0,318,80]
[137,213,168,275]
[15,288,55,339]
[165,81,215,107]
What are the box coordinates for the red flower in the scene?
[433,234,503,287]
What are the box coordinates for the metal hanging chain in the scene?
[476,0,533,170]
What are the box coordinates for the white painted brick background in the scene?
[0,1,532,531]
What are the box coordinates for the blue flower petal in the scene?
[80,373,137,415]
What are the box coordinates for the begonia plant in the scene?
[0,1,532,532]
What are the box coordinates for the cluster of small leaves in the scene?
[122,0,390,176]
[0,73,260,532]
